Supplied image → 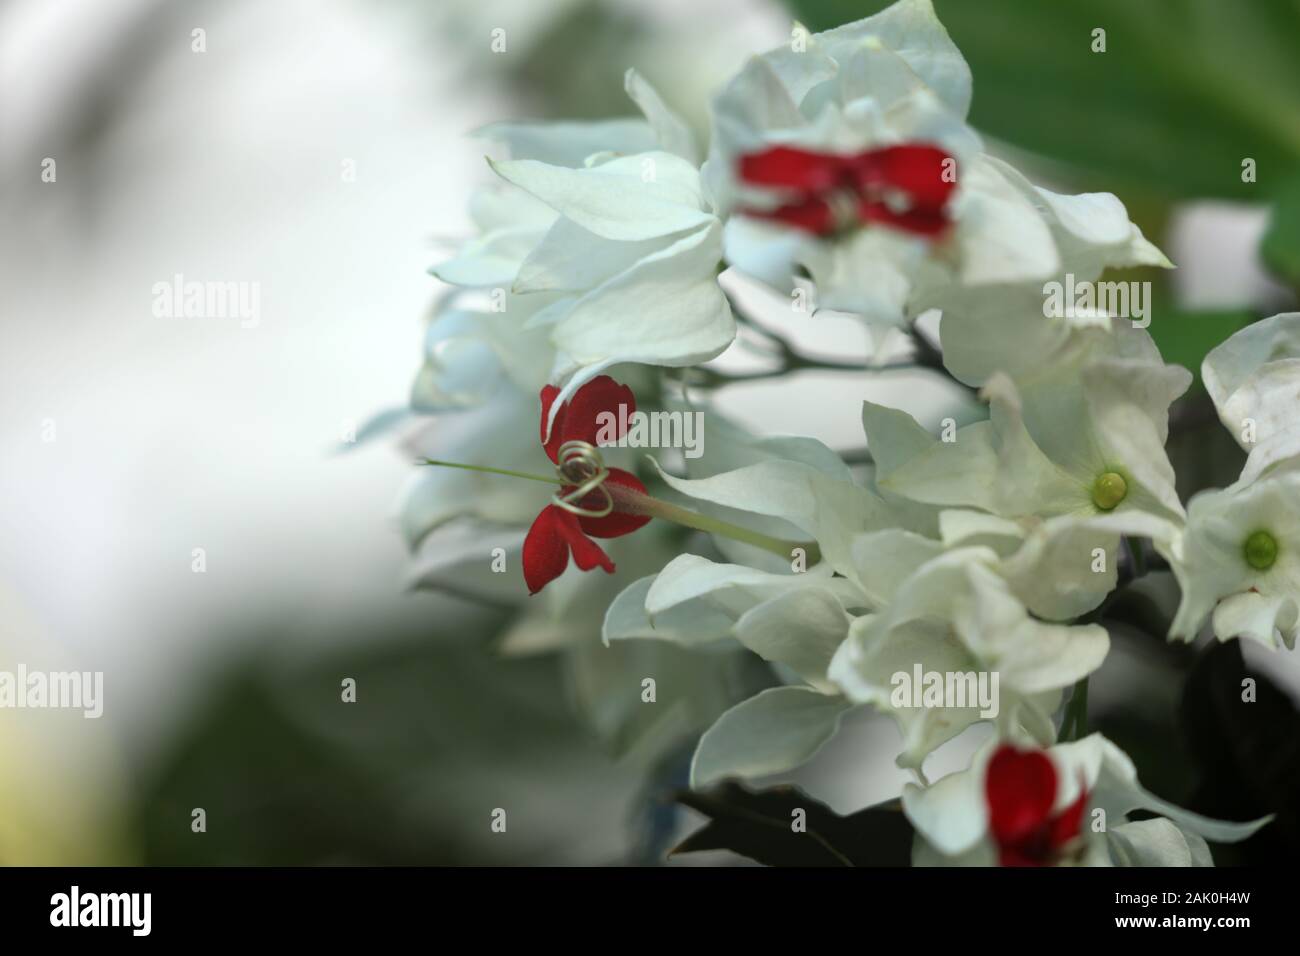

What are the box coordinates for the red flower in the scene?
[737,144,956,237]
[522,376,652,595]
[985,744,1089,867]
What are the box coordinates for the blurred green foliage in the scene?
[789,0,1300,200]
[134,616,652,865]
[1262,176,1300,287]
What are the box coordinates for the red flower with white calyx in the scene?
[985,744,1089,867]
[419,376,816,595]
[737,144,957,238]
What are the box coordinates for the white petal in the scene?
[624,69,699,165]
[650,458,893,577]
[733,588,852,691]
[1079,733,1274,844]
[488,153,713,241]
[950,156,1060,286]
[551,222,734,367]
[475,118,657,166]
[602,575,736,647]
[1108,819,1213,867]
[513,217,670,294]
[690,687,852,787]
[900,769,986,856]
[811,0,972,118]
[847,528,946,607]
[1204,312,1300,478]
[1212,590,1299,650]
[645,553,838,619]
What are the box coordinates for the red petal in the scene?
[522,505,572,595]
[578,468,653,539]
[551,506,615,573]
[558,375,636,450]
[985,745,1058,847]
[739,146,847,193]
[860,200,952,237]
[539,385,562,463]
[740,197,837,235]
[1048,786,1089,851]
[855,144,956,209]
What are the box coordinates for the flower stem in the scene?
[417,458,819,563]
[418,459,561,485]
[608,482,819,564]
[1063,677,1089,741]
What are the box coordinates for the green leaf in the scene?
[787,0,1300,200]
[1147,305,1253,388]
[673,781,913,866]
[1261,176,1300,286]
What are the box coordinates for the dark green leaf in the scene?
[1147,305,1253,387]
[1261,176,1300,286]
[673,781,913,866]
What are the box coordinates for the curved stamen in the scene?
[552,440,613,518]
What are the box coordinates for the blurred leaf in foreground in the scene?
[674,781,913,866]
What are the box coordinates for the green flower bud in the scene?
[1091,471,1127,511]
[1243,530,1279,571]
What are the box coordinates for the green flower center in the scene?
[1091,471,1127,511]
[1243,530,1279,571]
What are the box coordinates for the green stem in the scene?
[1063,677,1089,741]
[609,483,819,563]
[1127,536,1147,579]
[418,458,561,485]
[417,458,818,564]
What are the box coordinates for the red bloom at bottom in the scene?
[522,376,651,595]
[985,744,1089,867]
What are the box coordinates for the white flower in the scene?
[707,0,1166,326]
[603,432,903,785]
[607,439,1105,779]
[427,72,733,420]
[1165,472,1300,649]
[1202,311,1300,484]
[828,548,1108,769]
[867,371,1182,514]
[418,113,666,410]
[1156,312,1300,649]
[904,734,1270,866]
[862,315,1189,617]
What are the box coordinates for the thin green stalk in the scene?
[1063,677,1089,741]
[418,459,561,485]
[417,458,819,564]
[610,483,819,563]
[1127,536,1147,579]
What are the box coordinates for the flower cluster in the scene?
[395,0,1285,865]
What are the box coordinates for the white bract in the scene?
[708,0,1166,327]
[829,548,1108,770]
[1203,312,1300,483]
